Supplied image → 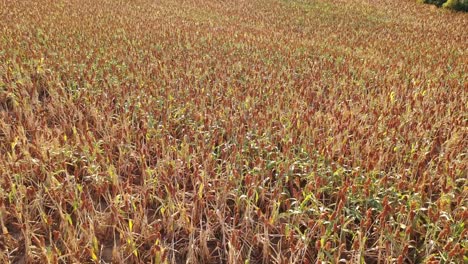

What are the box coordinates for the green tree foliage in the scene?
[419,0,446,7]
[443,0,468,11]
[419,0,468,11]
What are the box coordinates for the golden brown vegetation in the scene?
[0,0,467,263]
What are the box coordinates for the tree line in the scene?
[419,0,468,11]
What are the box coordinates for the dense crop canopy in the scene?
[0,0,467,263]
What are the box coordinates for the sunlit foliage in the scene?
[0,0,466,263]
